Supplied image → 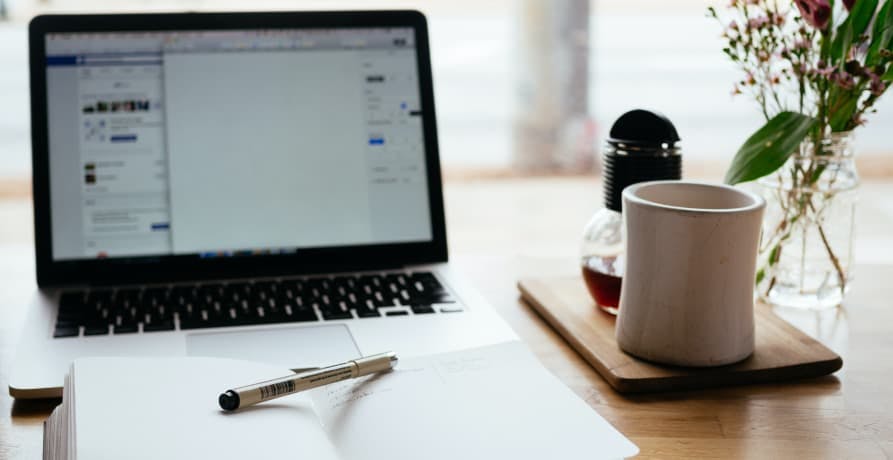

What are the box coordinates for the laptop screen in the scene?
[44,27,432,262]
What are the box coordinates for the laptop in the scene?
[11,10,517,399]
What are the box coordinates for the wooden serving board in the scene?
[518,277,843,393]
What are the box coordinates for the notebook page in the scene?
[311,341,639,460]
[73,357,338,460]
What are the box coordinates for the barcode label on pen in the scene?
[260,381,295,400]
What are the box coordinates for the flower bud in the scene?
[794,0,831,30]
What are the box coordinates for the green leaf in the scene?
[867,1,893,65]
[833,0,879,60]
[849,0,879,36]
[724,112,817,185]
[832,23,854,61]
[884,65,893,80]
[830,95,860,131]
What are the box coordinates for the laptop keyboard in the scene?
[53,271,461,338]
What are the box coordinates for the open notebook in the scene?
[43,341,638,459]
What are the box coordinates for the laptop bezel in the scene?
[29,10,448,287]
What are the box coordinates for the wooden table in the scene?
[3,178,893,459]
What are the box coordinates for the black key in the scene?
[54,319,81,328]
[280,303,318,322]
[385,310,409,317]
[355,307,381,318]
[113,324,138,334]
[342,293,362,310]
[143,319,175,332]
[153,303,173,321]
[410,304,436,314]
[179,318,210,330]
[321,306,353,320]
[179,311,218,329]
[121,305,141,323]
[56,310,85,324]
[288,310,320,322]
[371,291,394,308]
[53,326,80,338]
[84,324,109,336]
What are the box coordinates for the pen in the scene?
[218,351,398,411]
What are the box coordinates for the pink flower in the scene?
[794,38,811,50]
[831,70,855,90]
[748,16,770,29]
[867,71,887,96]
[795,0,832,30]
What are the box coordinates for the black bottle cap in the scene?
[608,109,680,147]
[603,109,682,212]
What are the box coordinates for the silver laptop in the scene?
[10,10,516,399]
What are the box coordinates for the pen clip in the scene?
[289,366,320,374]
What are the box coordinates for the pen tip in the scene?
[218,390,240,411]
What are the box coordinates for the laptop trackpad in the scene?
[185,324,360,369]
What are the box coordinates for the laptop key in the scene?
[355,307,381,318]
[143,319,175,332]
[53,326,80,338]
[84,324,109,336]
[54,319,81,328]
[113,324,138,334]
[321,308,353,321]
[280,303,318,322]
[385,310,409,317]
[410,304,436,314]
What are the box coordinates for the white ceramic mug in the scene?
[615,181,766,367]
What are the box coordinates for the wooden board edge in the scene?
[612,356,845,394]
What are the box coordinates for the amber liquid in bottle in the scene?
[581,256,622,315]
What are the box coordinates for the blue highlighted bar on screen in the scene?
[110,134,138,143]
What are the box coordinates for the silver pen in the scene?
[218,351,398,411]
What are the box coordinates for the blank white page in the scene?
[311,342,639,460]
[73,357,338,460]
[163,51,373,253]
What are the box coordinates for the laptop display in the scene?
[44,27,432,262]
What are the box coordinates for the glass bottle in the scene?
[581,109,682,314]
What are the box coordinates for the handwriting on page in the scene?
[323,368,424,409]
[432,354,492,383]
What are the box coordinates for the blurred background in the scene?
[1,0,892,185]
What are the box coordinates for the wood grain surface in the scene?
[519,277,842,393]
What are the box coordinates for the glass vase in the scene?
[755,131,859,310]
